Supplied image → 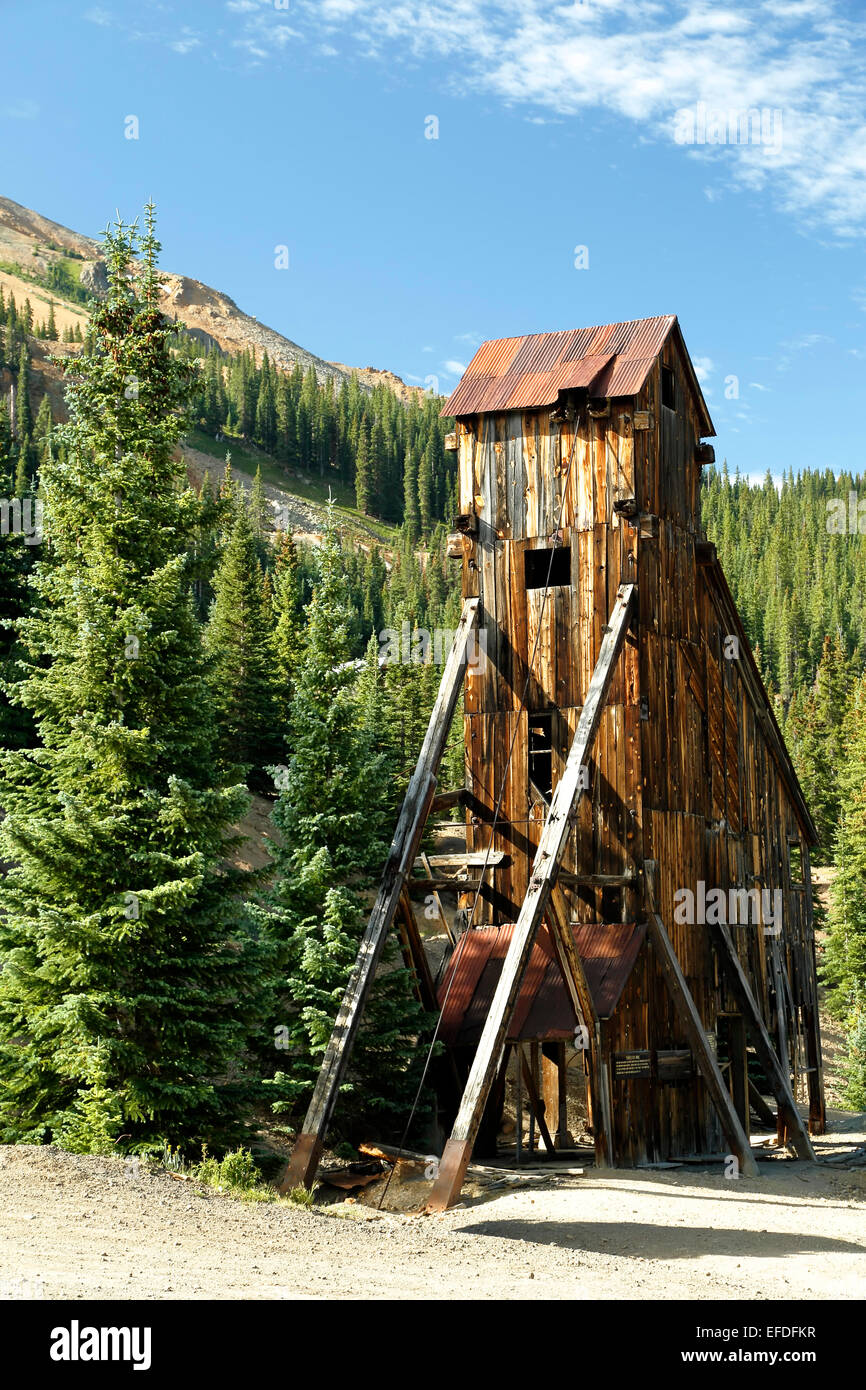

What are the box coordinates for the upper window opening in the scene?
[525,545,571,589]
[661,364,676,411]
[788,842,804,885]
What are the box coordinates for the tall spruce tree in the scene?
[0,208,270,1153]
[259,508,427,1137]
[204,503,282,786]
[272,530,304,720]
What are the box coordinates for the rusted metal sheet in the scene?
[571,922,648,1018]
[442,316,678,417]
[437,921,646,1045]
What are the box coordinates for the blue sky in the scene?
[1,0,864,481]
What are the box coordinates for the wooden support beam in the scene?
[405,876,482,896]
[427,584,637,1211]
[748,1080,777,1129]
[397,888,438,1012]
[429,788,467,815]
[727,1014,749,1130]
[545,883,613,1168]
[542,1042,573,1149]
[520,1048,556,1156]
[282,597,480,1192]
[559,871,638,889]
[711,922,815,1161]
[417,851,506,869]
[419,851,453,946]
[802,845,826,1134]
[643,861,759,1179]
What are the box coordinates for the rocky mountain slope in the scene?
[0,194,421,399]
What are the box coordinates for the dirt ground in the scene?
[1,1111,864,1302]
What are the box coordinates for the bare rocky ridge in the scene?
[0,194,423,398]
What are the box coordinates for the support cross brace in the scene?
[427,583,637,1211]
[281,596,480,1191]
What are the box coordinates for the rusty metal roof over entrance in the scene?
[437,921,647,1046]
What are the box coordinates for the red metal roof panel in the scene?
[437,921,647,1045]
[440,314,713,433]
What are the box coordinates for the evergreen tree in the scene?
[272,529,305,718]
[0,208,270,1154]
[205,504,282,786]
[785,635,851,861]
[248,464,268,547]
[403,446,421,542]
[15,345,32,442]
[418,436,435,533]
[354,420,371,514]
[259,508,427,1136]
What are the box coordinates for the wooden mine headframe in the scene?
[283,315,824,1207]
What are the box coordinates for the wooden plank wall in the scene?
[453,340,822,1162]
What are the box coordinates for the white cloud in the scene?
[253,0,866,239]
[692,355,714,384]
[749,381,770,391]
[170,30,201,54]
[776,331,833,370]
[83,6,112,25]
[443,359,467,375]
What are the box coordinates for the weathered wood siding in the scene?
[453,340,823,1163]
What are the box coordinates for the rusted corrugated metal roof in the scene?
[441,314,713,434]
[437,921,647,1046]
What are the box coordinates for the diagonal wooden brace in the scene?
[711,921,815,1161]
[281,597,480,1191]
[427,583,637,1211]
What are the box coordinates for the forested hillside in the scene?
[703,463,866,1102]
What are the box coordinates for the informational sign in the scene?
[613,1049,652,1078]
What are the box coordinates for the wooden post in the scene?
[802,845,826,1134]
[711,921,815,1161]
[643,861,760,1179]
[542,1042,572,1149]
[727,1014,749,1130]
[521,1047,556,1155]
[545,882,614,1166]
[282,597,480,1191]
[397,888,438,1011]
[427,584,636,1210]
[749,1079,777,1129]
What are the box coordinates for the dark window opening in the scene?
[524,545,571,589]
[528,713,553,805]
[601,885,624,923]
[661,364,676,410]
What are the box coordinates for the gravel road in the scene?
[1,1132,864,1301]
